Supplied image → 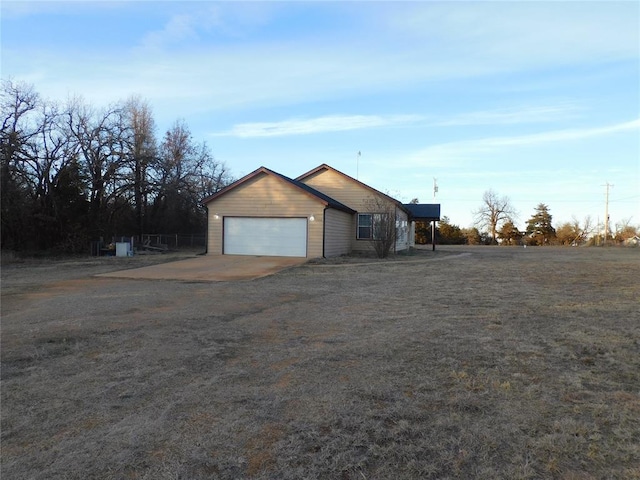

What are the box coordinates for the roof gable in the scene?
[202,166,355,214]
[296,164,409,214]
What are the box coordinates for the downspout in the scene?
[322,206,327,258]
[204,204,208,255]
[394,206,399,254]
[391,207,396,255]
[393,207,397,254]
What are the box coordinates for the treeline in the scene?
[499,203,638,246]
[416,202,638,246]
[415,218,485,245]
[1,80,231,252]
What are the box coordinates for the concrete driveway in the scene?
[97,255,307,282]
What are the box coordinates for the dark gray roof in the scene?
[403,203,441,220]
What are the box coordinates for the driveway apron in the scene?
[96,255,306,281]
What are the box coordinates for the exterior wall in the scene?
[300,168,404,253]
[323,208,354,257]
[395,207,410,252]
[353,226,377,254]
[409,221,416,248]
[206,173,324,258]
[299,168,378,213]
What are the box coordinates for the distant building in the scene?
[625,235,640,247]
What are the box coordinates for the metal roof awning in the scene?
[403,203,441,221]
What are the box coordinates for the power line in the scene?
[610,195,640,203]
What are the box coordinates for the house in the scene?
[625,235,640,247]
[202,164,440,258]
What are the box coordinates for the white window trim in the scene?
[357,213,373,240]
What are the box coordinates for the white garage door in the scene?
[223,217,308,257]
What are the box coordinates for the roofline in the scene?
[403,203,441,221]
[296,164,410,215]
[201,166,269,205]
[202,166,355,214]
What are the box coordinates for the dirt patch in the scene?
[2,246,639,479]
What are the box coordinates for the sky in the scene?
[2,0,639,231]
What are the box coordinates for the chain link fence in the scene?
[140,234,206,249]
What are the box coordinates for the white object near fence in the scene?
[115,242,132,257]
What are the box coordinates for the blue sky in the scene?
[2,1,639,230]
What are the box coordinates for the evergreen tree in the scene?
[525,203,556,245]
[461,227,481,245]
[498,221,523,245]
[51,158,90,251]
[437,217,466,244]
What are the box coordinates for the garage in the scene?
[223,217,308,257]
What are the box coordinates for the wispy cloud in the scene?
[432,104,582,127]
[474,119,639,147]
[214,105,579,139]
[5,2,638,116]
[387,2,639,68]
[140,14,198,50]
[215,114,423,138]
[408,119,640,165]
[136,4,275,51]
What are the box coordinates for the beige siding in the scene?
[300,168,398,253]
[323,208,354,257]
[300,168,380,213]
[206,173,324,257]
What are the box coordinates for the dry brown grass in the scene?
[2,246,639,479]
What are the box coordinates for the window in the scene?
[396,218,408,245]
[358,213,388,239]
[357,214,372,239]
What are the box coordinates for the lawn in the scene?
[1,246,639,479]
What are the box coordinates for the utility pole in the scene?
[432,178,438,250]
[602,182,613,243]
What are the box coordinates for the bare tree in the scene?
[1,80,233,251]
[1,80,41,248]
[363,196,398,258]
[570,215,595,245]
[23,101,79,248]
[149,120,230,233]
[474,189,516,244]
[556,217,593,246]
[66,98,129,236]
[124,96,156,237]
[614,217,638,243]
[1,81,92,250]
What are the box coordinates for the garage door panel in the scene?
[224,217,307,257]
